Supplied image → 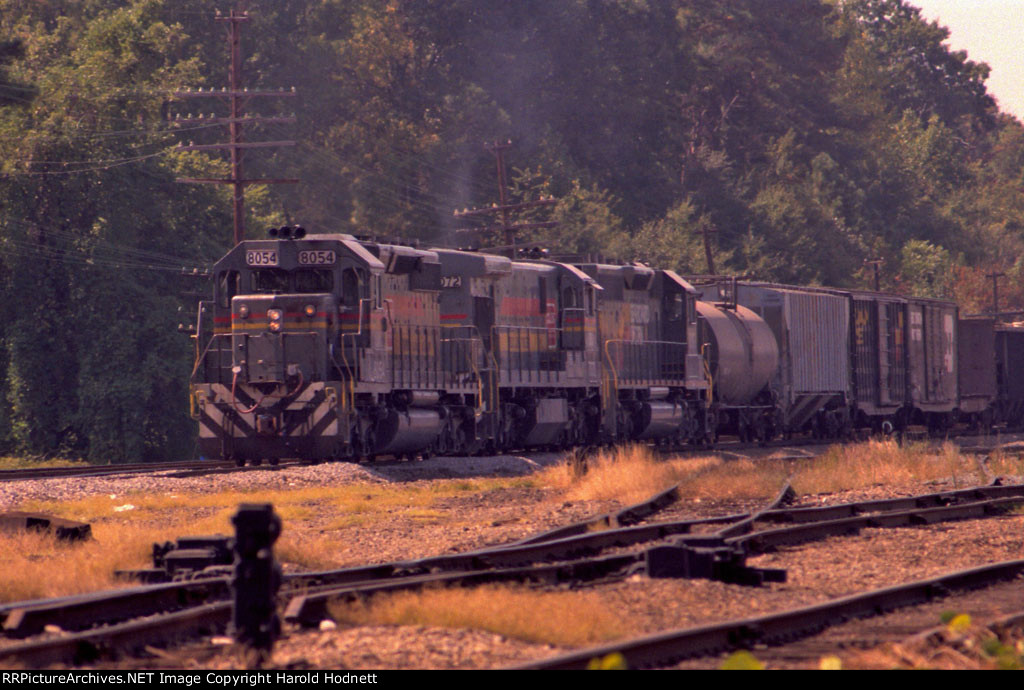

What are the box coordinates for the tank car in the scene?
[687,282,779,442]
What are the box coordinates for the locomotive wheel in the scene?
[268,457,280,467]
[234,456,245,468]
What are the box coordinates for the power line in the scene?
[3,150,169,177]
[174,2,298,245]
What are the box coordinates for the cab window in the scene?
[217,270,240,308]
[294,269,334,293]
[563,286,578,309]
[342,268,361,308]
[251,268,290,293]
[669,292,684,321]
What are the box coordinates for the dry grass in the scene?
[537,440,990,505]
[985,449,1024,479]
[328,584,634,646]
[1,476,542,602]
[0,455,90,471]
[0,522,212,602]
[791,440,976,495]
[537,445,724,504]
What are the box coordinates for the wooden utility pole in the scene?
[864,258,883,292]
[173,3,297,246]
[987,271,1006,316]
[453,140,558,258]
[695,219,718,275]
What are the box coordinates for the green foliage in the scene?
[0,0,1022,460]
[899,240,954,298]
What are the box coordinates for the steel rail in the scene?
[511,559,1024,669]
[727,495,1024,555]
[0,554,644,668]
[1,578,230,638]
[7,493,1021,668]
[0,458,305,482]
[0,460,231,481]
[0,602,231,669]
[712,482,796,539]
[0,484,690,636]
[503,484,682,546]
[4,485,1024,667]
[282,552,645,627]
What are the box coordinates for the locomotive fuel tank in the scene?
[696,301,778,406]
[372,407,444,456]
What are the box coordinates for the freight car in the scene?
[957,317,1024,431]
[188,229,1013,464]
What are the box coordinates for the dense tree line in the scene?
[0,0,1021,461]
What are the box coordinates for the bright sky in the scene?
[911,0,1024,120]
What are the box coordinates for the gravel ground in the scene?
[3,451,1024,670]
[0,452,572,511]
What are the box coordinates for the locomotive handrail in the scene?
[602,339,621,438]
[439,325,488,415]
[602,339,691,387]
[191,300,212,373]
[190,332,234,384]
[336,296,375,402]
[701,342,714,406]
[490,324,564,385]
[333,339,355,415]
[439,326,487,392]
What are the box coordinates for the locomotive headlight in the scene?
[303,304,316,318]
[237,304,250,319]
[267,308,283,332]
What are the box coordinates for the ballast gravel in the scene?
[5,452,1024,670]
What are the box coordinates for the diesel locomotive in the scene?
[188,228,1019,465]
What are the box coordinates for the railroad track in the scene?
[0,458,308,483]
[3,427,1020,484]
[3,480,1024,667]
[514,561,1024,669]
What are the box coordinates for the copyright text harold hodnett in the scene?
[2,672,380,687]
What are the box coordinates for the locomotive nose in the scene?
[231,294,334,384]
